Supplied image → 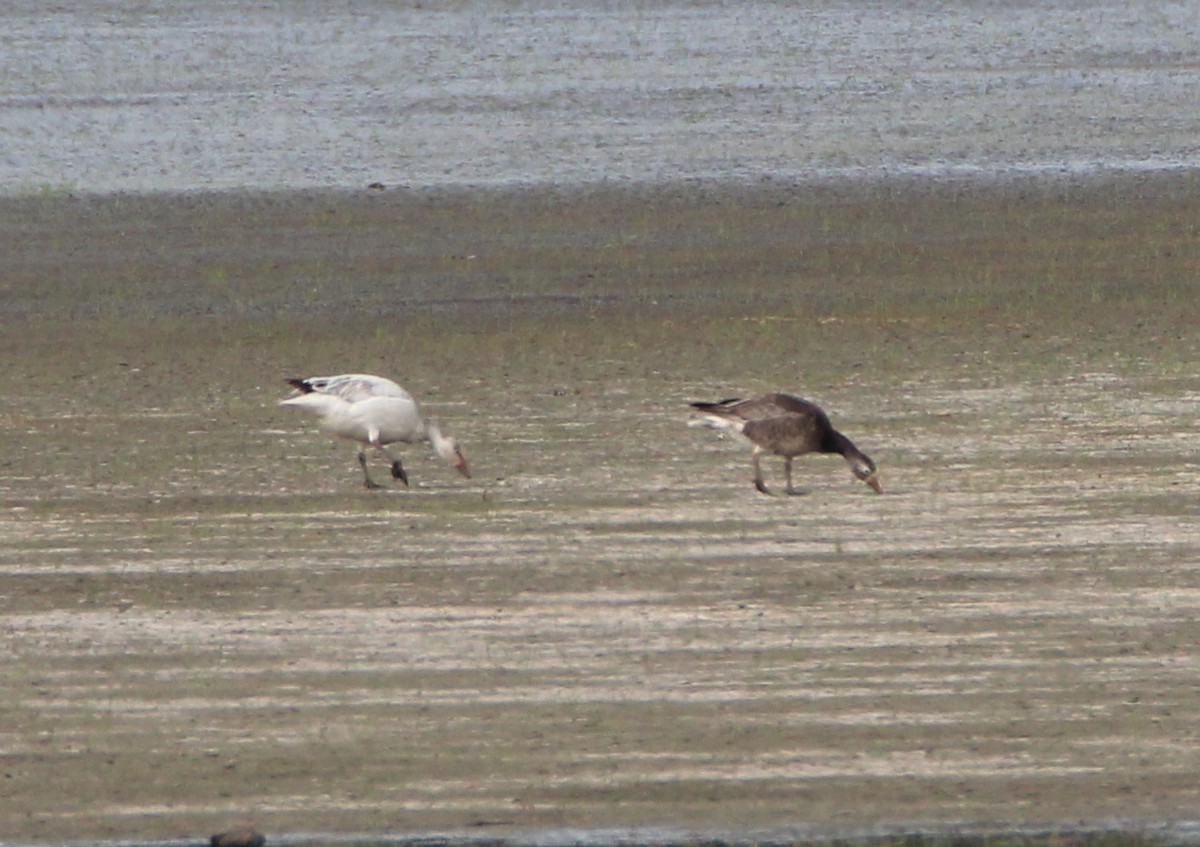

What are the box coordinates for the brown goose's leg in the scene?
[784,456,803,496]
[752,448,772,495]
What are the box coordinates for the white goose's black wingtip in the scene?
[286,378,314,393]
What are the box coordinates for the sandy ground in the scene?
[1,175,1199,845]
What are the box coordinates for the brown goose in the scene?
[690,393,882,495]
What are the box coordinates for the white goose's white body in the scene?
[280,374,470,488]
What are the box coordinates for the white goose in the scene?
[280,374,470,489]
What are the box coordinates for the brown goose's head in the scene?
[850,456,883,494]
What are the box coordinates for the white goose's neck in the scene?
[425,422,453,460]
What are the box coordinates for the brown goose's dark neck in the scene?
[825,428,877,471]
[823,428,867,461]
[821,427,852,455]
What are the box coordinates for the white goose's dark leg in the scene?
[365,430,408,488]
[375,445,408,486]
[358,451,383,489]
[752,447,772,495]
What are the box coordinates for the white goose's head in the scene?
[434,434,471,478]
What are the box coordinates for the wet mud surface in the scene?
[1,175,1199,844]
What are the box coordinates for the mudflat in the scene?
[1,173,1198,843]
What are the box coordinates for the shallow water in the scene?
[2,0,1198,195]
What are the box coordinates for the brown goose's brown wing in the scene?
[757,393,827,420]
[742,413,826,456]
[692,392,826,423]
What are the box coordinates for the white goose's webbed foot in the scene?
[372,438,409,487]
[358,451,384,490]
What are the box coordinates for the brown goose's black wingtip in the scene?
[286,378,312,393]
[690,397,741,412]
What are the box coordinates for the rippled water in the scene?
[2,0,1198,194]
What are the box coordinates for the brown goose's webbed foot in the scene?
[783,457,798,496]
[751,451,774,495]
